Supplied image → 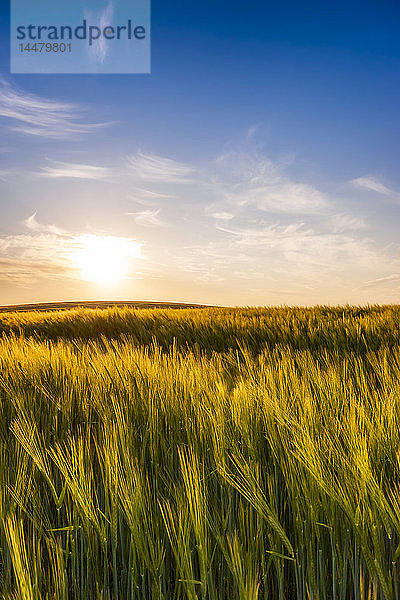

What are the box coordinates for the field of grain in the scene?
[1,304,400,599]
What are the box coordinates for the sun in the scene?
[73,235,141,285]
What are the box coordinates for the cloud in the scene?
[125,150,328,216]
[3,145,400,302]
[118,149,400,295]
[0,214,141,285]
[351,176,393,196]
[167,216,397,292]
[0,169,14,182]
[0,80,110,139]
[0,256,68,285]
[86,1,114,64]
[126,209,167,227]
[129,188,174,206]
[217,153,327,214]
[128,152,196,184]
[39,160,111,180]
[209,212,235,221]
[361,274,400,289]
[25,212,67,236]
[124,151,329,233]
[0,233,74,283]
[331,213,367,233]
[246,124,260,140]
[237,180,326,213]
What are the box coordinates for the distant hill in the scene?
[0,300,213,313]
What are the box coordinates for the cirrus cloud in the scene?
[0,80,111,140]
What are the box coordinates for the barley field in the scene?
[1,304,400,600]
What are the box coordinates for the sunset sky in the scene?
[1,1,400,306]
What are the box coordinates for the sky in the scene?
[0,0,400,306]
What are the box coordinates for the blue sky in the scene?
[0,0,400,305]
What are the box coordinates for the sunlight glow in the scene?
[73,235,141,285]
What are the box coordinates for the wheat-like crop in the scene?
[0,304,399,599]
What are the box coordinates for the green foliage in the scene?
[0,304,400,598]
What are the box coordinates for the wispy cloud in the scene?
[361,274,400,289]
[128,152,196,184]
[351,176,393,196]
[215,222,376,269]
[129,188,174,205]
[125,150,328,224]
[39,160,112,179]
[24,212,67,236]
[208,211,235,221]
[120,149,400,297]
[246,124,260,140]
[0,169,15,182]
[0,80,110,139]
[86,1,114,64]
[331,213,367,233]
[216,153,327,214]
[0,214,141,285]
[126,209,167,228]
[0,233,74,283]
[169,219,394,295]
[3,144,400,303]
